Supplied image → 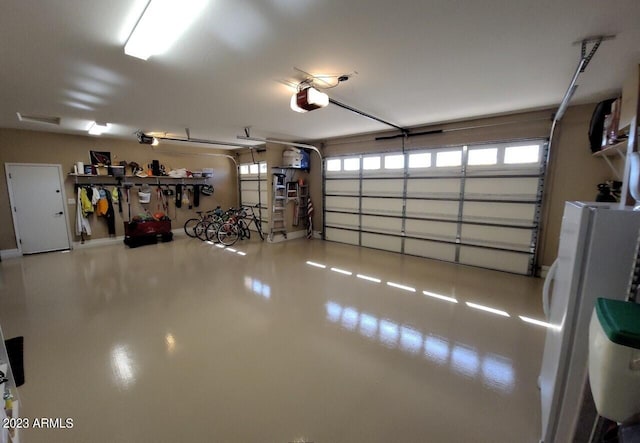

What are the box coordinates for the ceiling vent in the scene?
[16,112,61,126]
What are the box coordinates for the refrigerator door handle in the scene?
[543,259,559,321]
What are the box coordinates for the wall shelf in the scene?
[69,174,210,187]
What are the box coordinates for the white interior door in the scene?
[6,163,71,254]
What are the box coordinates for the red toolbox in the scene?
[124,220,173,247]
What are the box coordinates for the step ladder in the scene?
[270,173,287,240]
[287,182,309,227]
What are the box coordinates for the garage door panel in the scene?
[323,142,544,275]
[404,239,456,262]
[405,200,459,219]
[325,212,359,228]
[405,219,457,240]
[458,246,531,274]
[361,197,403,215]
[361,215,402,234]
[241,190,260,206]
[326,179,359,194]
[326,228,359,245]
[362,179,403,196]
[325,196,359,212]
[465,177,538,199]
[461,225,532,249]
[462,202,536,223]
[361,233,402,252]
[406,178,461,198]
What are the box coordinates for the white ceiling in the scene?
[1,0,639,149]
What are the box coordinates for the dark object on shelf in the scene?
[152,160,161,176]
[5,336,24,387]
[124,220,173,248]
[589,98,616,153]
[596,183,617,202]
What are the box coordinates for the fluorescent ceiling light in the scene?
[519,316,558,329]
[124,0,209,60]
[386,282,416,292]
[88,121,110,135]
[357,274,381,283]
[423,290,458,303]
[465,302,510,317]
[330,267,352,276]
[306,261,326,269]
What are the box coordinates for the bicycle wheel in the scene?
[195,221,209,240]
[254,218,264,240]
[217,222,240,246]
[205,221,221,242]
[238,219,250,240]
[183,218,200,238]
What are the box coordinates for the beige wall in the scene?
[539,103,613,266]
[0,129,238,250]
[1,103,614,267]
[311,105,614,271]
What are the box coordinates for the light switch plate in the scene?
[68,198,76,205]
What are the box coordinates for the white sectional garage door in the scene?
[239,161,268,229]
[323,140,548,275]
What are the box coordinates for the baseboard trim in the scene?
[0,249,21,260]
[73,236,124,249]
[268,229,310,243]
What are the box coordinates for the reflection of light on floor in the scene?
[325,301,515,393]
[482,354,515,391]
[331,267,352,276]
[244,276,271,299]
[451,345,480,378]
[357,274,381,283]
[165,333,176,354]
[359,313,378,339]
[424,335,449,365]
[215,244,225,248]
[111,344,136,389]
[341,307,359,330]
[423,290,457,303]
[326,302,342,322]
[400,326,422,354]
[206,241,214,245]
[226,248,237,253]
[519,316,557,329]
[236,251,247,256]
[379,320,399,347]
[465,302,510,317]
[386,282,416,292]
[306,261,326,269]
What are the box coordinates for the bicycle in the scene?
[215,204,265,246]
[183,207,222,239]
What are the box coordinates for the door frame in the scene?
[5,163,73,255]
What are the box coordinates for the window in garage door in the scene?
[323,140,548,275]
[239,161,267,229]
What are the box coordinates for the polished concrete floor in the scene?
[0,235,546,442]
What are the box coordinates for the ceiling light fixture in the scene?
[290,87,329,113]
[124,0,209,60]
[88,121,110,135]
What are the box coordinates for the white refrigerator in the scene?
[539,202,640,443]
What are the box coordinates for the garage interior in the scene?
[1,1,640,442]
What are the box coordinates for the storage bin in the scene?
[589,298,640,422]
